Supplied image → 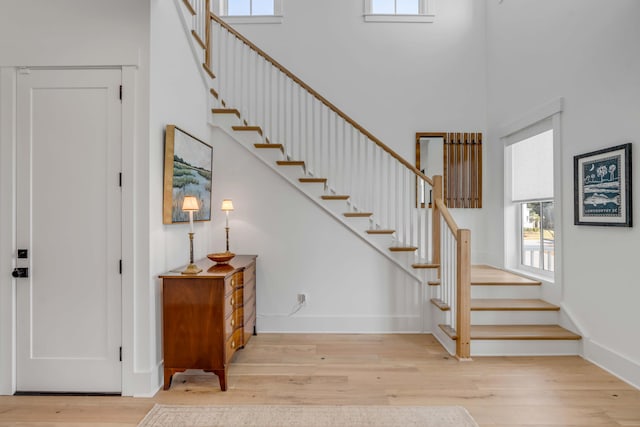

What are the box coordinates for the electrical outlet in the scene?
[297,293,307,304]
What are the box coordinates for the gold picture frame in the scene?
[163,125,213,224]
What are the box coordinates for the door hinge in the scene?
[119,85,123,101]
[119,260,122,274]
[119,346,122,362]
[119,172,122,187]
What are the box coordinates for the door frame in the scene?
[0,65,138,396]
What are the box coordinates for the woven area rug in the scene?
[137,404,479,427]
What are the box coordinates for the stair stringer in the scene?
[209,121,424,284]
[431,308,456,356]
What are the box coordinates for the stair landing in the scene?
[471,264,541,286]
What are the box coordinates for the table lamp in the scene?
[181,196,202,275]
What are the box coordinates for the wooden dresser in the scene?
[159,255,257,391]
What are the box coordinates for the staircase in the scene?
[432,265,581,356]
[175,0,581,358]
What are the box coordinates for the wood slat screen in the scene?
[443,132,482,208]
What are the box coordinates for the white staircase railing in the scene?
[209,13,433,255]
[178,1,471,359]
[432,175,471,358]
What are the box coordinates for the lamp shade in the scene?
[221,199,234,211]
[182,196,199,211]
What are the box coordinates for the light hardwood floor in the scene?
[1,334,639,426]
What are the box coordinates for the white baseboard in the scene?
[583,339,640,391]
[126,361,163,398]
[257,314,422,333]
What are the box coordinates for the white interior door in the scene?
[16,68,122,393]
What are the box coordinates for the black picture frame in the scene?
[574,143,632,227]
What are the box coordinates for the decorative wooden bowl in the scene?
[207,252,235,265]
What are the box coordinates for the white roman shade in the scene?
[510,128,554,202]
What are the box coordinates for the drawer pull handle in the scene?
[231,340,236,349]
[231,279,235,286]
[231,319,235,327]
[230,297,235,306]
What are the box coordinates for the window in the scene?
[505,123,556,276]
[364,0,434,22]
[502,98,563,280]
[510,128,554,274]
[521,201,554,272]
[217,0,283,23]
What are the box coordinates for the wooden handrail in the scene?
[435,198,459,236]
[209,12,433,187]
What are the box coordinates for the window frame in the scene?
[364,0,435,23]
[518,200,555,275]
[215,0,283,24]
[501,98,563,283]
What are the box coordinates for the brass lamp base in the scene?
[181,263,202,275]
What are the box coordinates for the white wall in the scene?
[0,0,153,396]
[211,127,425,333]
[486,0,640,387]
[225,0,487,160]
[148,0,216,392]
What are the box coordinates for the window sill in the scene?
[221,15,283,24]
[508,266,555,284]
[363,14,435,23]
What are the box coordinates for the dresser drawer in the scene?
[224,287,243,318]
[225,328,243,363]
[224,309,240,339]
[224,272,241,296]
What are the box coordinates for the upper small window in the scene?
[365,0,434,22]
[218,0,283,23]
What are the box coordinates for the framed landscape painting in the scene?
[163,125,213,224]
[574,143,632,227]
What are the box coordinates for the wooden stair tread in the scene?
[471,299,560,311]
[412,263,439,269]
[299,178,327,183]
[321,195,349,200]
[202,63,216,79]
[254,143,283,150]
[277,160,305,166]
[430,298,450,311]
[439,324,457,340]
[232,126,263,135]
[471,265,541,286]
[427,280,441,286]
[210,88,219,99]
[212,108,240,117]
[366,229,394,235]
[389,246,418,252]
[343,212,372,218]
[440,324,581,341]
[191,30,205,49]
[182,0,196,15]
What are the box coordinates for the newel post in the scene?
[456,228,471,360]
[431,175,442,270]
